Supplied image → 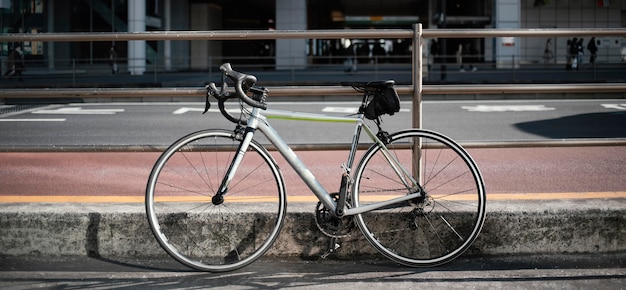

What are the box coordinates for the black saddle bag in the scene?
[364,84,400,120]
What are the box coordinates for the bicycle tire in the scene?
[146,129,286,272]
[352,129,486,267]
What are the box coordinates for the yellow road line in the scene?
[0,192,624,203]
[487,192,626,200]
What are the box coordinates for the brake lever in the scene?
[203,83,216,114]
[203,95,211,114]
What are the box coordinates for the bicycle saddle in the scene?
[341,80,395,90]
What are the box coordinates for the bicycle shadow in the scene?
[514,111,626,139]
[74,253,626,289]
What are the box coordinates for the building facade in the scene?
[1,0,624,74]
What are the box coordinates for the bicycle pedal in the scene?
[320,243,340,259]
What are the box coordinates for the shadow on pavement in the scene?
[1,253,624,288]
[515,111,626,139]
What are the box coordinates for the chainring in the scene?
[314,193,354,238]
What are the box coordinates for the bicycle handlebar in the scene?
[220,63,266,110]
[205,63,269,124]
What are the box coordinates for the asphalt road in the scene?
[1,99,625,148]
[1,253,624,289]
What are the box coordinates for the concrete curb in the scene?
[1,199,624,261]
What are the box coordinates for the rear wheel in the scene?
[146,129,286,272]
[352,129,486,267]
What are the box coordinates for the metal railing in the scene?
[1,26,626,132]
[4,53,626,85]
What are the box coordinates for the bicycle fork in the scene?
[213,124,258,205]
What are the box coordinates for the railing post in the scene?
[512,54,516,80]
[412,23,423,184]
[154,57,158,84]
[72,58,76,87]
[412,23,423,130]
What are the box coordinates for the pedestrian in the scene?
[356,41,370,64]
[372,42,386,63]
[543,38,553,63]
[3,49,14,78]
[565,39,572,70]
[576,38,584,70]
[456,43,464,72]
[109,45,119,74]
[4,45,24,81]
[428,39,439,72]
[343,42,357,73]
[467,43,478,71]
[569,38,578,70]
[565,38,572,70]
[587,37,598,67]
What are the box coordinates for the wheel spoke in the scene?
[353,129,485,267]
[146,130,286,272]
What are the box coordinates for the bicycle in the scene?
[145,63,486,272]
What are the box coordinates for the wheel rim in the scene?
[352,129,485,266]
[146,130,286,271]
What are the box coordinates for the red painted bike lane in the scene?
[1,146,625,201]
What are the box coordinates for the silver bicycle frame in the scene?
[231,106,421,216]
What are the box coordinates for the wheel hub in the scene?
[212,194,224,205]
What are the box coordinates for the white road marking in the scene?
[0,119,66,122]
[601,104,626,110]
[173,107,205,114]
[173,107,241,114]
[322,107,410,114]
[461,105,556,112]
[32,107,124,115]
[322,107,359,114]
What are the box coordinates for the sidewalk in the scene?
[1,63,625,90]
[2,253,624,288]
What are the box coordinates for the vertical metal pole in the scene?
[72,58,76,87]
[412,23,423,130]
[89,0,93,65]
[512,54,516,80]
[412,23,423,184]
[154,56,158,84]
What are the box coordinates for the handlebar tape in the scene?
[219,63,267,110]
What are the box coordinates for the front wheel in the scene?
[352,129,486,267]
[145,129,286,272]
